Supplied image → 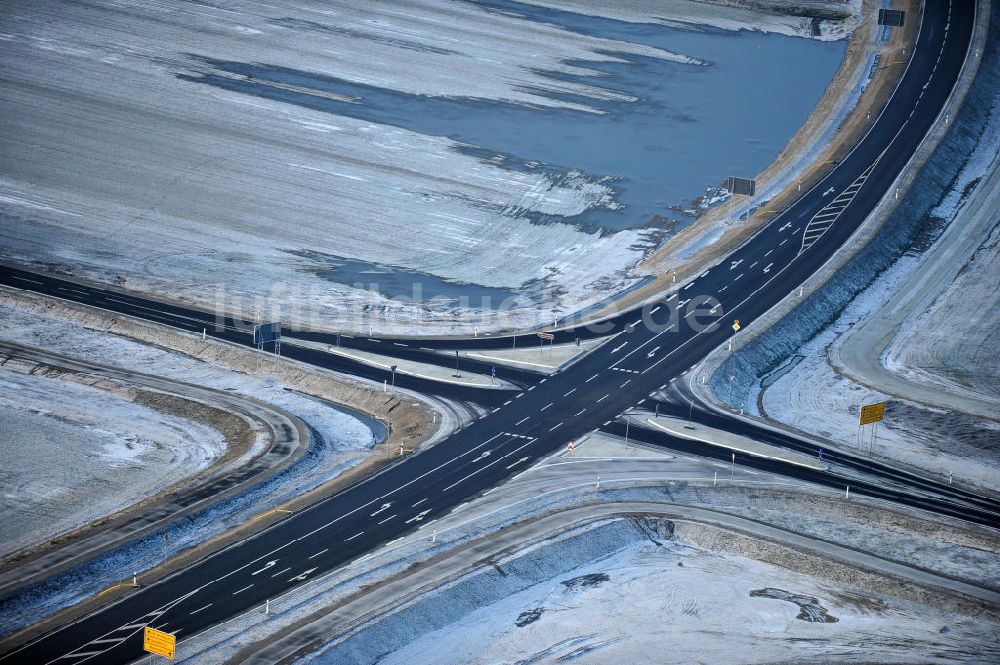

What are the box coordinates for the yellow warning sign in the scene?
[143,626,175,660]
[732,319,741,332]
[859,402,886,426]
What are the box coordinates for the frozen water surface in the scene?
[187,2,845,234]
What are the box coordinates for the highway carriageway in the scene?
[0,2,988,662]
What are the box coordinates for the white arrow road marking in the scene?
[405,509,431,524]
[443,438,536,492]
[730,259,743,270]
[763,263,773,273]
[611,342,628,353]
[646,346,661,358]
[251,561,277,576]
[506,456,529,469]
[370,503,392,516]
[823,187,835,196]
[288,568,317,582]
[779,222,791,231]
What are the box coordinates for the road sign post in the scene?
[143,627,175,660]
[537,331,554,358]
[858,402,886,452]
[253,321,282,356]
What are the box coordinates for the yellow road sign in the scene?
[732,320,740,332]
[859,402,886,425]
[144,626,175,660]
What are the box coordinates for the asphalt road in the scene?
[0,2,989,663]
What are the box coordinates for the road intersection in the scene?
[0,2,991,662]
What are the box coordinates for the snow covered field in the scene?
[758,63,1000,488]
[0,358,225,559]
[0,0,847,334]
[0,293,386,634]
[307,519,998,665]
[886,221,1000,402]
[0,300,374,458]
[525,0,862,41]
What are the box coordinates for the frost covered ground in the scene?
[707,11,1000,490]
[0,0,846,334]
[0,359,225,559]
[886,221,1000,402]
[757,73,1000,488]
[0,300,375,459]
[308,519,999,665]
[525,0,862,41]
[0,294,383,634]
[168,430,999,663]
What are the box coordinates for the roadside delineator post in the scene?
[845,486,850,500]
[264,598,270,615]
[596,475,601,489]
[713,471,717,487]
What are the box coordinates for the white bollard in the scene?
[264,598,270,615]
[713,471,717,487]
[202,328,206,340]
[596,475,601,489]
[432,530,437,543]
[133,572,137,586]
[384,379,387,393]
[845,486,850,499]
